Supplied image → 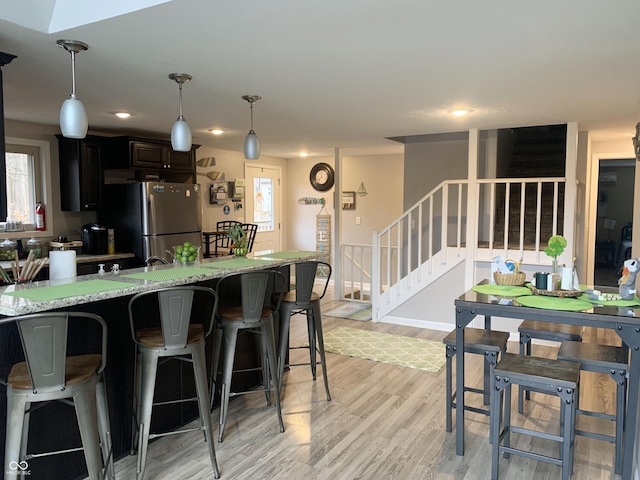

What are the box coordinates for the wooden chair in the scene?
[206,220,241,257]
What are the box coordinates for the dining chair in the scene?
[517,320,583,413]
[211,220,241,256]
[490,353,580,480]
[128,286,220,480]
[557,340,628,474]
[2,312,114,480]
[240,223,259,252]
[442,327,509,439]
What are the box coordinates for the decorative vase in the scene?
[551,258,561,289]
[233,246,248,257]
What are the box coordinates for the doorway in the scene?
[593,159,635,287]
[244,164,282,252]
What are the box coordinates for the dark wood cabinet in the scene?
[130,139,196,172]
[57,134,107,211]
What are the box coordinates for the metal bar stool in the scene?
[518,320,583,413]
[2,312,114,480]
[273,260,331,400]
[490,353,580,480]
[443,327,509,436]
[128,286,220,480]
[210,270,285,442]
[557,340,628,474]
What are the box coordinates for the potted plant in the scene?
[228,224,248,256]
[544,234,567,286]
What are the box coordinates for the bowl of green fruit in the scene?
[173,242,200,265]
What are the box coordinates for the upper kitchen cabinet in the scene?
[57,134,107,211]
[130,139,195,172]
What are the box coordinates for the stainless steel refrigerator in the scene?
[99,182,202,263]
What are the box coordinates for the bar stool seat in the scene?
[490,353,580,480]
[128,286,220,480]
[518,320,583,413]
[443,328,509,434]
[557,340,628,474]
[2,312,114,480]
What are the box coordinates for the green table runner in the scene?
[123,266,214,282]
[578,293,640,308]
[5,279,133,301]
[255,251,318,260]
[200,257,275,269]
[516,295,593,311]
[472,284,532,297]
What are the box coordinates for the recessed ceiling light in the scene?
[113,112,132,119]
[451,109,473,117]
[209,129,224,135]
[299,152,309,157]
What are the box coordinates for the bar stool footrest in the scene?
[499,445,563,467]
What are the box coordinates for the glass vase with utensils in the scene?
[0,249,49,284]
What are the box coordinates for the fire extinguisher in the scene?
[35,202,46,231]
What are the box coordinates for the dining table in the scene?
[454,280,640,479]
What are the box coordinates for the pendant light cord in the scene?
[178,81,184,118]
[250,101,254,131]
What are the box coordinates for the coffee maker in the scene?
[81,223,108,255]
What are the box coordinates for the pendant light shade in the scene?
[169,73,193,152]
[57,40,89,139]
[242,95,261,160]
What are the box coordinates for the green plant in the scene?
[228,224,248,249]
[544,235,567,272]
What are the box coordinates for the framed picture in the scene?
[341,191,356,210]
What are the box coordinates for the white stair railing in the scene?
[370,177,567,321]
[339,244,372,303]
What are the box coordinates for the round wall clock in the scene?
[310,163,335,191]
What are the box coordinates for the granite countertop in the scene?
[0,250,319,316]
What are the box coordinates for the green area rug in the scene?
[323,302,372,321]
[322,327,445,372]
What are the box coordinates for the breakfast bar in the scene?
[454,282,640,479]
[0,251,317,480]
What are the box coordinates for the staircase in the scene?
[370,125,575,322]
[493,125,567,247]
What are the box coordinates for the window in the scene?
[252,177,274,232]
[5,144,38,224]
[2,138,52,236]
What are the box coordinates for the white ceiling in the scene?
[2,0,640,158]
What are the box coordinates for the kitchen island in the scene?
[0,251,317,480]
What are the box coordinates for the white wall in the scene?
[285,153,404,258]
[195,147,286,235]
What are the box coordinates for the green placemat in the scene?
[123,266,214,282]
[255,251,318,260]
[516,295,593,311]
[472,284,532,297]
[200,257,275,269]
[578,293,640,307]
[4,279,133,301]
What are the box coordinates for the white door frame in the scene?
[586,152,637,284]
[244,163,283,252]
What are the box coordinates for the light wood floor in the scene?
[113,296,624,479]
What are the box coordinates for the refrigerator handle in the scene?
[149,193,158,233]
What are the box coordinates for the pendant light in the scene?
[242,95,261,159]
[169,73,193,152]
[57,40,89,139]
